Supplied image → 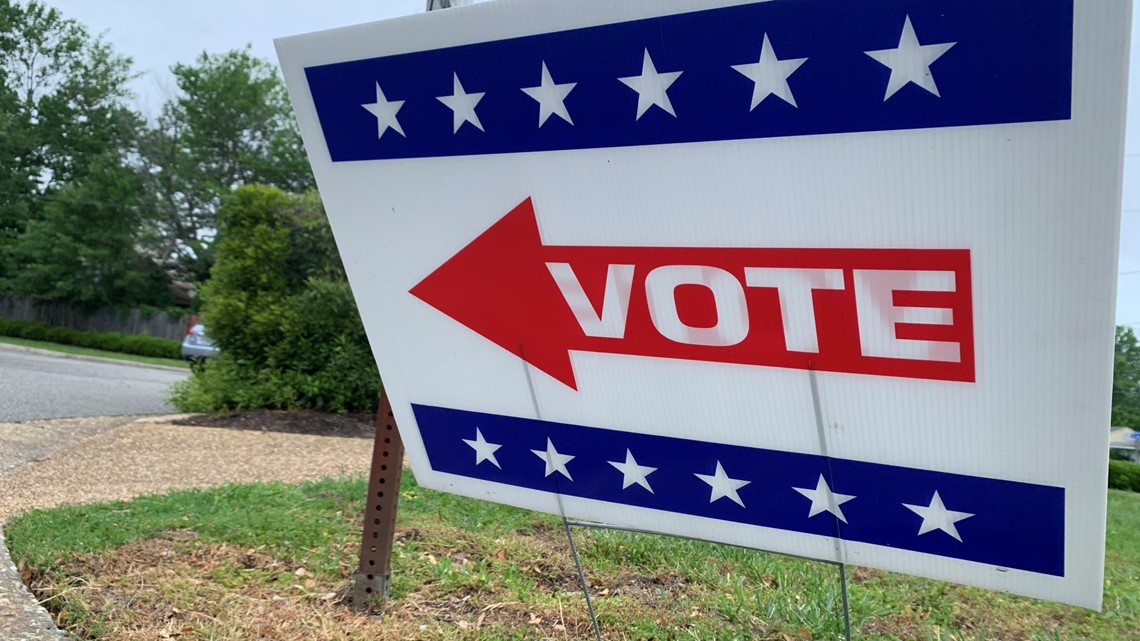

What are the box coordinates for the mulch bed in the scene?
[173,410,376,439]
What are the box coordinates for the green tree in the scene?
[1113,326,1140,428]
[139,48,314,283]
[0,0,142,289]
[7,156,171,311]
[0,69,31,282]
[0,0,137,185]
[170,186,377,414]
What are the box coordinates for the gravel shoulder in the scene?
[0,414,376,640]
[0,417,373,521]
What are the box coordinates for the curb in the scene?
[0,415,152,640]
[0,342,189,374]
[131,413,199,425]
[0,526,69,640]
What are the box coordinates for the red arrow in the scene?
[410,198,974,390]
[410,198,582,388]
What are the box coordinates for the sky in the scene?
[42,0,1140,327]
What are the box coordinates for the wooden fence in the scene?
[0,297,189,341]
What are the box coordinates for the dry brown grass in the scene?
[25,525,695,641]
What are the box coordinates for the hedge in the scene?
[1109,459,1140,493]
[169,187,379,414]
[0,317,182,360]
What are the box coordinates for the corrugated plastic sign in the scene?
[276,0,1129,608]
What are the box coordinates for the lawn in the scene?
[5,477,1137,640]
[0,335,188,369]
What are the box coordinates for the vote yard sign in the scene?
[276,0,1129,609]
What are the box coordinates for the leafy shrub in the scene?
[0,317,180,359]
[169,186,379,414]
[1109,459,1140,493]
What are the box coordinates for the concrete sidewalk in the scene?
[0,415,373,640]
[0,415,136,478]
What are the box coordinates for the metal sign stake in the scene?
[352,388,405,612]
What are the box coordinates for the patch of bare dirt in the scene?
[25,535,600,640]
[173,410,375,439]
[590,569,690,606]
[848,566,885,583]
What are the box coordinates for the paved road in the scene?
[0,347,189,422]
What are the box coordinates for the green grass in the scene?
[0,335,188,369]
[7,479,367,575]
[6,478,1139,640]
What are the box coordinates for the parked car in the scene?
[181,323,220,364]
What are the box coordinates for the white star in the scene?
[521,61,576,127]
[618,49,683,119]
[361,82,406,139]
[531,438,574,480]
[865,16,956,100]
[694,461,750,507]
[608,449,657,493]
[731,33,807,109]
[462,428,501,469]
[793,474,856,523]
[436,72,485,133]
[903,490,974,542]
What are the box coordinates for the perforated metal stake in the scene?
[352,389,405,612]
